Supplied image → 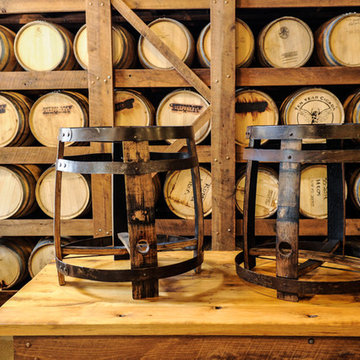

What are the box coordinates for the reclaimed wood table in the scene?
[1,251,360,359]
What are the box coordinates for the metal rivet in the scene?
[133,135,137,139]
[143,273,147,277]
[215,79,219,83]
[91,80,95,84]
[135,167,139,171]
[106,231,110,235]
[100,2,104,5]
[89,1,92,4]
[308,338,315,344]
[226,74,230,78]
[107,75,111,79]
[227,228,231,232]
[25,342,31,348]
[288,155,292,159]
[226,156,230,160]
[104,79,107,83]
[216,232,219,235]
[214,158,218,162]
[98,228,102,232]
[224,0,228,3]
[96,76,100,80]
[213,0,216,2]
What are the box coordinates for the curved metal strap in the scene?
[235,252,360,295]
[56,254,203,282]
[246,124,360,141]
[58,126,195,143]
[56,156,198,174]
[244,148,360,163]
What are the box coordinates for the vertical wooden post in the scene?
[123,141,158,299]
[276,139,301,302]
[211,0,236,250]
[86,0,114,238]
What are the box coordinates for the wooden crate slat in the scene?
[155,219,211,236]
[0,220,93,236]
[0,0,86,14]
[0,147,92,164]
[210,0,236,250]
[0,71,87,90]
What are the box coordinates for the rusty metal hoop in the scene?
[54,126,204,299]
[235,124,360,301]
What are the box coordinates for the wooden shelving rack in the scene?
[0,0,360,250]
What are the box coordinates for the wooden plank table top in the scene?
[1,251,360,337]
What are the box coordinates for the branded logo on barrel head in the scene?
[170,103,203,113]
[42,105,74,115]
[0,104,7,113]
[115,98,135,112]
[279,26,289,39]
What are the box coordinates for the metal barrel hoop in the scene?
[54,126,204,299]
[236,124,360,301]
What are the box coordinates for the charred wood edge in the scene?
[235,251,360,296]
[56,253,203,282]
[246,124,360,140]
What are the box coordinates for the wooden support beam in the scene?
[211,0,236,250]
[111,0,211,102]
[86,0,114,238]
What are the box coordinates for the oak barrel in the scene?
[163,167,212,219]
[258,16,313,68]
[280,88,344,138]
[0,91,34,147]
[74,24,136,70]
[14,20,76,71]
[349,168,360,212]
[0,25,20,71]
[29,91,89,147]
[114,90,154,126]
[235,166,279,219]
[197,18,254,68]
[0,164,41,220]
[138,18,194,69]
[315,13,360,67]
[0,238,34,289]
[344,90,360,125]
[235,89,279,147]
[35,166,91,220]
[156,89,210,144]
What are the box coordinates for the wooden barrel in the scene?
[138,18,194,69]
[0,238,34,289]
[14,20,76,71]
[28,238,55,278]
[163,167,212,219]
[280,88,344,130]
[315,13,360,67]
[344,90,360,124]
[300,165,328,219]
[235,89,279,147]
[29,91,89,147]
[0,91,34,147]
[35,166,91,220]
[349,168,360,211]
[156,89,210,144]
[258,16,313,68]
[74,24,136,70]
[197,18,254,68]
[235,166,279,218]
[0,25,21,71]
[0,164,41,220]
[114,90,154,126]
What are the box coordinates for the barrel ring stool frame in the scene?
[54,125,204,299]
[235,124,360,301]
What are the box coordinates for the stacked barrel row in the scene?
[0,237,70,289]
[0,13,359,72]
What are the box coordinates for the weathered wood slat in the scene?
[0,0,86,13]
[0,219,93,236]
[211,0,236,250]
[0,71,87,90]
[0,147,92,164]
[155,219,211,236]
[87,0,114,238]
[13,336,360,360]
